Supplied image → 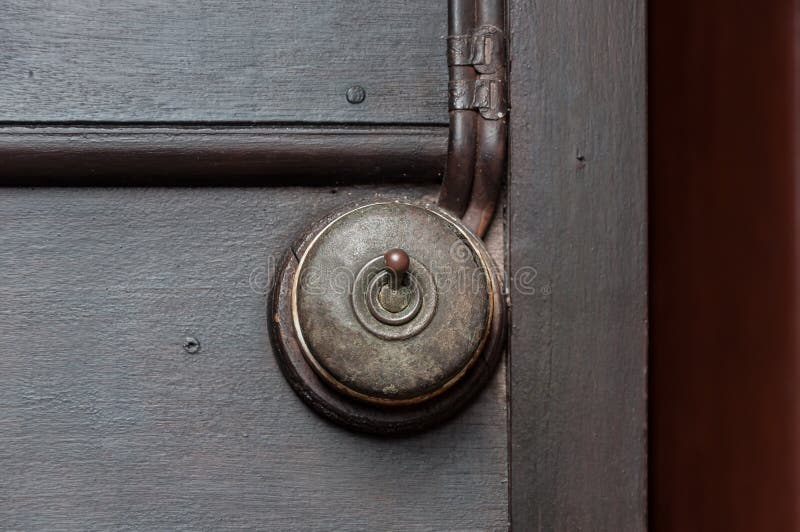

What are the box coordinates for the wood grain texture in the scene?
[0,125,447,184]
[0,0,447,124]
[507,0,647,529]
[0,187,508,530]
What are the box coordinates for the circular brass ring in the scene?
[365,270,422,325]
[352,256,436,339]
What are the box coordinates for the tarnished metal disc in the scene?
[270,200,506,434]
[292,202,492,405]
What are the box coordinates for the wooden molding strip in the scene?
[0,125,447,185]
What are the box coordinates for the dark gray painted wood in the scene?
[0,1,447,124]
[0,125,447,184]
[0,187,508,530]
[507,0,647,529]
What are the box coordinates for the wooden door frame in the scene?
[508,0,647,529]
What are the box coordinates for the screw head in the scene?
[183,336,200,354]
[346,85,366,104]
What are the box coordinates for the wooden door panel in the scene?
[0,186,508,530]
[0,1,447,124]
[0,0,650,527]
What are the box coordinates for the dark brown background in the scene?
[649,0,799,530]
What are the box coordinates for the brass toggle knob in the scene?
[383,248,410,290]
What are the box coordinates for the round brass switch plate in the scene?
[269,201,506,434]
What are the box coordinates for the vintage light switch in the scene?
[270,202,506,434]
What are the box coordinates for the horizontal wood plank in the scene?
[0,0,447,124]
[0,186,508,530]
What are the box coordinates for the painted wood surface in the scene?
[0,0,652,527]
[0,0,447,124]
[507,0,648,529]
[0,186,508,530]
